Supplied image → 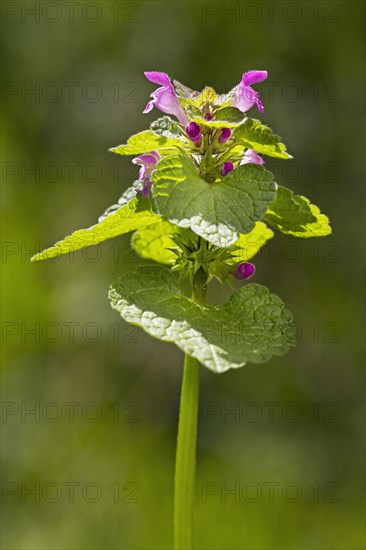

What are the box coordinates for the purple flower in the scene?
[143,72,189,126]
[219,128,232,144]
[204,113,213,121]
[240,149,265,166]
[186,121,202,142]
[232,70,267,114]
[132,151,161,181]
[132,150,161,197]
[221,162,234,176]
[233,262,256,280]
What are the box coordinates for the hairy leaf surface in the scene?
[109,266,296,373]
[264,186,331,237]
[32,198,160,261]
[234,119,292,159]
[110,130,184,156]
[152,154,277,247]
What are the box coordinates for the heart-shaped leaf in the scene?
[152,154,277,247]
[109,266,296,373]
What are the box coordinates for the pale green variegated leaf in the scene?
[234,118,292,159]
[109,266,296,373]
[31,197,161,262]
[152,154,277,248]
[264,186,331,237]
[171,80,202,115]
[131,220,180,265]
[227,222,274,264]
[150,116,184,139]
[109,130,185,156]
[217,85,238,107]
[173,80,199,99]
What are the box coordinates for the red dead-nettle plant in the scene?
[32,70,331,549]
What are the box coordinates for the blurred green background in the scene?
[1,1,365,549]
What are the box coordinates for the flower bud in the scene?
[219,128,232,144]
[233,262,255,280]
[221,162,234,176]
[186,121,202,142]
[204,113,213,121]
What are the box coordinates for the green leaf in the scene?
[227,222,274,263]
[233,118,292,159]
[189,86,218,106]
[150,116,184,139]
[109,130,185,157]
[190,115,240,129]
[152,154,277,247]
[31,197,161,262]
[98,182,141,222]
[196,87,218,104]
[109,266,296,373]
[264,186,332,237]
[131,220,180,265]
[214,106,245,123]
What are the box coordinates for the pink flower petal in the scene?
[255,96,265,113]
[242,70,268,86]
[132,154,157,165]
[241,149,265,166]
[144,72,189,126]
[233,85,257,112]
[143,100,154,114]
[144,71,171,87]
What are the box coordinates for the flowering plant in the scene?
[32,70,331,549]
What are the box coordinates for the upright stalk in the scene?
[174,270,206,550]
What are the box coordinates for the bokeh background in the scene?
[1,1,365,549]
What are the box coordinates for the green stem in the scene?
[174,354,200,549]
[174,271,206,549]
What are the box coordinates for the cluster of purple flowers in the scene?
[133,70,268,280]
